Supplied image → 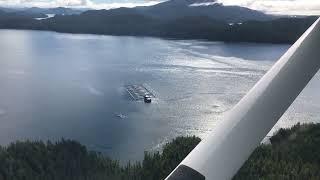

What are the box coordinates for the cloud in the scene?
[86,0,161,9]
[55,0,87,7]
[217,0,320,15]
[0,0,161,9]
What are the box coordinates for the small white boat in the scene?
[115,113,126,119]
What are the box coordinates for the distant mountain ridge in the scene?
[0,6,85,18]
[0,7,47,18]
[82,0,274,23]
[0,0,273,22]
[24,7,85,15]
[137,0,273,22]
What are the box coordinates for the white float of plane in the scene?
[166,17,320,180]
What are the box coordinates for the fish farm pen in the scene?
[125,84,156,101]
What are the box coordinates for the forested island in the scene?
[0,13,317,44]
[0,0,319,44]
[0,123,319,180]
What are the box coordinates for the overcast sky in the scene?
[0,0,319,15]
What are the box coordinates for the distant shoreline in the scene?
[0,15,317,44]
[0,27,298,45]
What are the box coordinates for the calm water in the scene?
[0,30,319,162]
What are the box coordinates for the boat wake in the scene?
[87,85,104,96]
[0,109,6,117]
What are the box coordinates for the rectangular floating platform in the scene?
[125,84,155,101]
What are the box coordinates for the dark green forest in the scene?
[0,123,320,180]
[0,9,318,44]
[0,0,319,44]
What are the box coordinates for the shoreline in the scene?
[0,28,294,45]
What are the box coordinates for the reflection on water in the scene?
[0,30,319,162]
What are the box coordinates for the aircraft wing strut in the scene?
[166,17,320,180]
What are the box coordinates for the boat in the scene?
[144,95,152,103]
[116,114,126,119]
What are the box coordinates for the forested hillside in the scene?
[0,123,320,180]
[0,6,318,44]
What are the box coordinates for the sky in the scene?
[0,0,319,15]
